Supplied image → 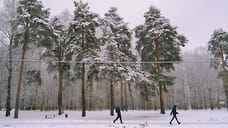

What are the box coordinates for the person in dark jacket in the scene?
[113,105,123,123]
[169,105,181,124]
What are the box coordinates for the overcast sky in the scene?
[1,0,228,51]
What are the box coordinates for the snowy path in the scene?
[1,121,228,128]
[1,110,228,128]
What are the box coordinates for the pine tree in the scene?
[0,0,17,117]
[208,28,228,110]
[13,0,52,118]
[65,1,100,117]
[135,5,187,114]
[41,17,71,115]
[100,7,147,115]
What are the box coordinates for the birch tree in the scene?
[0,0,17,117]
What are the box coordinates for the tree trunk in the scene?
[220,46,228,111]
[81,25,86,117]
[81,63,86,117]
[155,38,165,114]
[204,96,207,110]
[128,83,134,110]
[14,41,26,118]
[109,47,115,116]
[34,86,39,110]
[217,93,221,109]
[14,23,28,118]
[121,81,123,111]
[0,95,2,110]
[5,38,13,117]
[208,88,214,110]
[58,62,63,115]
[57,44,63,115]
[110,76,114,116]
[88,77,93,111]
[124,82,128,111]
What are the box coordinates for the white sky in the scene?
[1,0,228,51]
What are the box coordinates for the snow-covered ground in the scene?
[0,109,228,128]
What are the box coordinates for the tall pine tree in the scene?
[135,5,187,114]
[41,17,71,115]
[100,7,147,115]
[14,0,52,118]
[65,1,100,117]
[208,28,228,110]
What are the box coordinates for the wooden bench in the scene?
[45,115,55,119]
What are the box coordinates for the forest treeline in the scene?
[0,0,227,118]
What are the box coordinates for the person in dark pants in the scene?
[113,105,123,124]
[169,105,181,124]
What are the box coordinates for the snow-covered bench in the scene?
[45,115,55,119]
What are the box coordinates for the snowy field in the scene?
[0,109,228,128]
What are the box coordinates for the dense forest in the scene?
[0,0,227,118]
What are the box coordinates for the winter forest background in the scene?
[0,0,228,119]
